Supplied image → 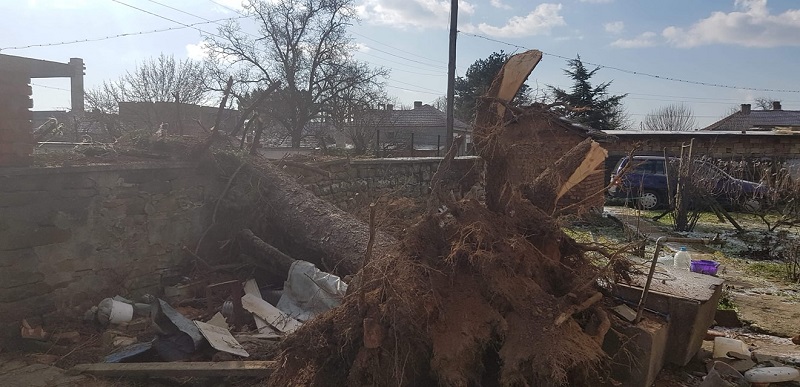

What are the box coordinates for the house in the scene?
[367,101,471,156]
[703,102,800,132]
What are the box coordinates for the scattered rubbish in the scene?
[152,299,205,361]
[706,329,727,341]
[728,358,756,373]
[700,361,748,387]
[234,333,282,342]
[112,336,138,348]
[97,298,134,324]
[674,246,692,270]
[276,260,348,321]
[20,319,48,340]
[241,293,301,334]
[243,279,275,334]
[206,312,228,328]
[194,321,249,357]
[104,341,155,363]
[612,303,637,322]
[71,361,276,378]
[713,337,750,359]
[51,331,81,345]
[691,259,721,276]
[744,366,800,384]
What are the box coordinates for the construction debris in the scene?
[195,320,249,357]
[241,293,302,334]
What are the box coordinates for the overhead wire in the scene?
[459,31,800,94]
[110,0,225,39]
[0,16,246,51]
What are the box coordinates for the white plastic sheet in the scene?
[276,260,348,321]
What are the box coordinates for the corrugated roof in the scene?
[703,109,800,131]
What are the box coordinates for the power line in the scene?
[459,31,800,94]
[351,31,447,66]
[388,79,442,94]
[207,0,245,15]
[0,16,245,51]
[365,45,445,68]
[111,0,224,39]
[357,51,445,72]
[145,0,260,39]
[32,83,70,92]
[386,84,442,96]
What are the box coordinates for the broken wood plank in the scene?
[241,293,302,334]
[194,321,249,357]
[70,361,276,378]
[493,50,543,118]
[243,279,280,335]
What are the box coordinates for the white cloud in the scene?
[579,0,613,3]
[27,0,91,9]
[354,42,371,53]
[611,31,658,48]
[490,0,511,10]
[662,0,800,48]
[461,3,565,38]
[356,0,475,29]
[186,42,211,60]
[604,21,624,34]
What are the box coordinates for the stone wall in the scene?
[294,156,484,210]
[0,163,219,336]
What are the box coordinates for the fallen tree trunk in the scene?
[214,153,396,276]
[238,229,296,283]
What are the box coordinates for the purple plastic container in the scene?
[690,260,720,275]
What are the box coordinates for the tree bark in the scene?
[238,229,296,282]
[215,153,396,276]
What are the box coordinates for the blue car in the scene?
[607,156,766,210]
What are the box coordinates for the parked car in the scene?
[607,156,766,210]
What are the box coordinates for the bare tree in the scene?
[325,83,390,154]
[206,0,387,148]
[642,103,696,131]
[85,53,209,113]
[754,97,776,110]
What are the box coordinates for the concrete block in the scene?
[604,316,669,387]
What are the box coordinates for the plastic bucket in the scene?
[98,298,134,324]
[690,260,720,276]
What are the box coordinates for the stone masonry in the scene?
[0,163,219,337]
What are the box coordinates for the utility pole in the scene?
[445,0,458,151]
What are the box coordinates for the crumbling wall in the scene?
[0,163,219,336]
[295,156,483,210]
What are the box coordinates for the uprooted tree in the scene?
[211,50,625,386]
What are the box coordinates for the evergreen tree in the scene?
[549,55,628,130]
[454,51,532,123]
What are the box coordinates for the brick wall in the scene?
[0,163,219,337]
[603,131,800,181]
[0,69,33,167]
[502,114,607,214]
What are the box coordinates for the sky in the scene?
[3,0,800,129]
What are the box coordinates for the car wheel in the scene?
[638,191,661,210]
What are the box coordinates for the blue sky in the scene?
[3,0,800,128]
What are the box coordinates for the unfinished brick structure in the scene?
[0,54,85,167]
[505,112,609,214]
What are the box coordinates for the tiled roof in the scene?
[375,104,470,131]
[703,109,800,131]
